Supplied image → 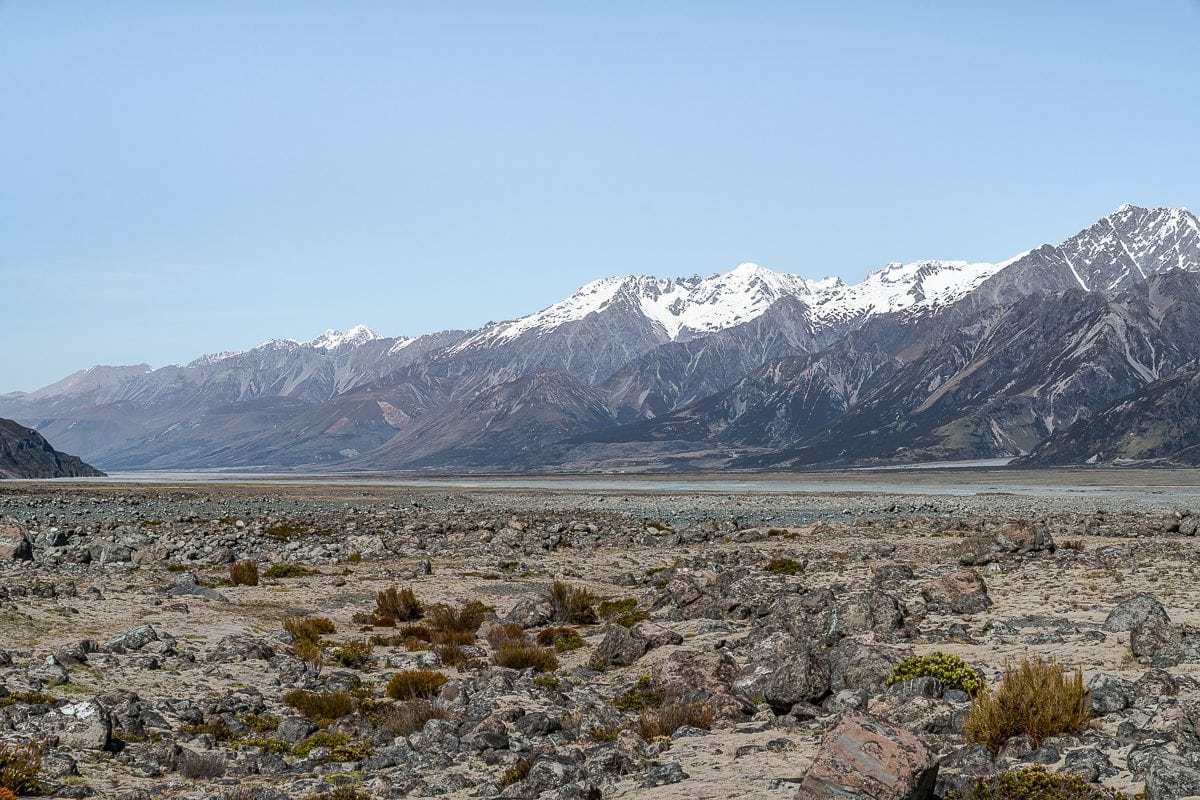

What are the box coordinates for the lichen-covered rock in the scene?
[798,710,937,800]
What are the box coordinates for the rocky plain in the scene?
[4,474,1200,799]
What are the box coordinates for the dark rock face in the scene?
[797,710,938,800]
[0,418,105,479]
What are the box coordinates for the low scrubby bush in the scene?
[427,601,488,636]
[498,757,534,789]
[597,598,648,627]
[886,652,985,696]
[764,557,804,576]
[263,562,318,578]
[229,560,259,586]
[612,675,664,712]
[284,616,336,641]
[374,699,450,737]
[536,626,584,652]
[386,670,448,700]
[331,639,373,668]
[964,658,1090,754]
[0,741,43,796]
[550,580,597,624]
[944,765,1124,799]
[486,623,528,648]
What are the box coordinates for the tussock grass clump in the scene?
[536,626,584,652]
[386,670,448,700]
[181,719,239,742]
[228,560,259,586]
[887,652,986,696]
[964,658,1090,755]
[637,700,713,741]
[486,623,528,648]
[498,757,534,789]
[308,785,370,800]
[764,557,804,576]
[549,580,597,624]
[241,713,280,734]
[612,675,664,712]
[0,690,58,709]
[493,641,559,672]
[375,586,423,624]
[427,601,489,636]
[282,689,355,724]
[291,731,371,761]
[597,598,649,627]
[263,562,318,578]
[179,748,226,779]
[945,765,1124,800]
[284,616,336,641]
[1060,539,1086,552]
[0,741,43,796]
[331,639,373,668]
[375,699,450,737]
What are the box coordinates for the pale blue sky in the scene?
[2,1,1199,391]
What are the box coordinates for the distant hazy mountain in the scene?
[0,418,105,479]
[3,204,1199,471]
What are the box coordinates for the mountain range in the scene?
[0,418,104,479]
[3,203,1199,472]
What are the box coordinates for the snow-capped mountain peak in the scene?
[310,324,383,350]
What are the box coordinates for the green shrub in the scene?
[597,598,649,627]
[265,523,308,541]
[887,652,986,696]
[549,580,597,624]
[764,557,803,576]
[263,562,318,578]
[386,670,448,700]
[532,674,561,691]
[331,639,374,668]
[181,719,240,742]
[535,626,584,652]
[241,712,280,734]
[493,641,559,672]
[307,785,370,800]
[292,731,371,762]
[964,659,1090,755]
[236,736,290,754]
[282,690,355,723]
[0,690,58,709]
[229,560,259,586]
[0,741,43,796]
[612,675,664,712]
[944,765,1124,799]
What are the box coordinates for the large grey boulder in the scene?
[798,710,937,799]
[1105,593,1171,632]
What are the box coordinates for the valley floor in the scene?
[2,476,1199,798]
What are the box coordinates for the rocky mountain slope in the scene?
[0,418,105,478]
[3,204,1199,471]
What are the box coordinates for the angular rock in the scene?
[798,710,937,800]
[0,524,31,561]
[763,648,831,713]
[593,624,648,668]
[106,624,159,653]
[47,698,113,751]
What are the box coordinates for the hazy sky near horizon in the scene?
[2,1,1199,392]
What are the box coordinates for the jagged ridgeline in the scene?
[2,204,1199,471]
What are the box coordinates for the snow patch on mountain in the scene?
[310,325,383,350]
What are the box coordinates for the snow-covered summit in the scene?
[310,325,384,350]
[452,257,1007,351]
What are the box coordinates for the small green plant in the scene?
[764,557,804,576]
[372,699,449,737]
[493,641,559,672]
[241,712,279,734]
[498,757,534,789]
[292,731,371,762]
[590,726,622,742]
[386,670,448,700]
[263,562,318,578]
[282,690,355,724]
[236,736,290,754]
[307,784,371,800]
[549,580,597,624]
[331,639,373,668]
[181,719,240,742]
[944,765,1124,799]
[0,741,44,796]
[964,658,1090,755]
[535,626,584,652]
[612,675,664,712]
[532,674,561,691]
[886,652,986,696]
[346,551,363,564]
[597,598,649,627]
[228,560,259,586]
